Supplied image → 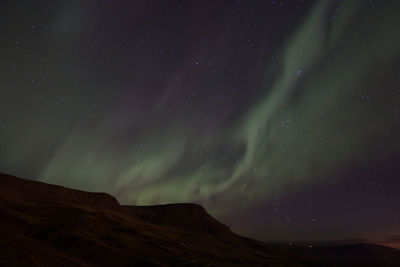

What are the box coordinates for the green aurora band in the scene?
[41,0,400,211]
[1,0,399,218]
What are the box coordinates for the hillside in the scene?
[0,172,399,266]
[0,173,312,266]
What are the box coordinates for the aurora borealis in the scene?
[1,0,400,244]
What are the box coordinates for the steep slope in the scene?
[0,173,312,266]
[0,173,120,210]
[128,203,231,236]
[1,173,398,266]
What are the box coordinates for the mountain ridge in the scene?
[0,173,120,210]
[0,172,399,266]
[0,172,312,266]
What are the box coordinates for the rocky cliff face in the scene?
[0,173,120,210]
[128,203,231,235]
[0,172,311,266]
[1,172,397,266]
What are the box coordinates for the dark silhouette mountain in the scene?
[0,172,399,266]
[0,173,120,210]
[128,204,231,236]
[0,173,313,266]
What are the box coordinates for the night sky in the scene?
[1,0,400,246]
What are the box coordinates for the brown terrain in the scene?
[0,172,399,266]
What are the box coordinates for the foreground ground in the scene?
[0,173,399,266]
